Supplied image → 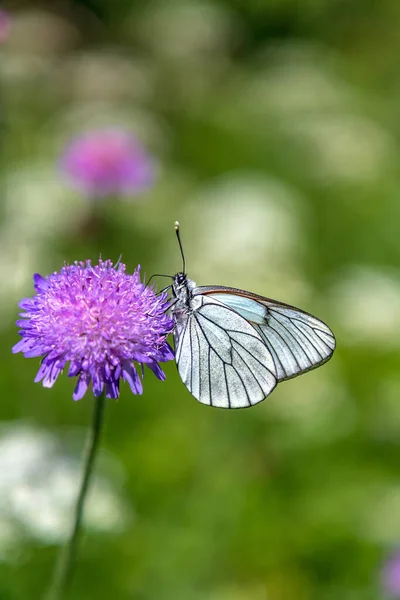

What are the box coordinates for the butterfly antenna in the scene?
[175,221,186,273]
[145,273,173,289]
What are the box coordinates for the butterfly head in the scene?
[172,271,197,309]
[172,272,196,292]
[174,272,187,287]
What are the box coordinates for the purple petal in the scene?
[18,298,36,310]
[33,273,49,292]
[42,364,62,388]
[34,361,51,383]
[12,339,28,354]
[158,342,174,361]
[147,361,166,381]
[24,347,49,359]
[15,320,31,329]
[68,361,82,377]
[91,369,104,396]
[122,362,143,395]
[45,350,65,363]
[12,338,38,355]
[105,379,119,399]
[131,352,154,364]
[73,373,91,401]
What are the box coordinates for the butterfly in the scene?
[168,222,335,409]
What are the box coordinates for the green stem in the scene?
[45,391,106,600]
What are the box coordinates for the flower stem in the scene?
[45,391,106,600]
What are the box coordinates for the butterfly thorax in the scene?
[172,273,197,309]
[171,273,201,340]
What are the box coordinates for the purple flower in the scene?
[13,260,174,400]
[60,129,155,198]
[382,550,400,597]
[0,10,11,44]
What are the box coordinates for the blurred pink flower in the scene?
[382,550,400,597]
[60,129,155,198]
[0,10,11,44]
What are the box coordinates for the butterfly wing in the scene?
[196,286,336,382]
[174,295,277,408]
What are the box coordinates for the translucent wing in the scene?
[174,296,277,408]
[198,287,336,382]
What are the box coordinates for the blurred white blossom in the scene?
[171,173,310,304]
[234,44,353,118]
[131,0,238,62]
[4,9,78,55]
[59,51,155,103]
[216,42,395,184]
[0,423,131,556]
[4,164,89,238]
[290,113,394,184]
[329,267,400,346]
[0,233,42,326]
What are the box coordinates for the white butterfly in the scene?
[170,222,336,409]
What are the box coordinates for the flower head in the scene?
[382,550,400,597]
[0,10,11,44]
[60,129,155,198]
[13,260,174,400]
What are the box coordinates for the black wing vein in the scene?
[195,291,336,385]
[232,347,264,404]
[267,319,303,371]
[290,320,323,359]
[174,299,276,408]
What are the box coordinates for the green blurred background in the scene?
[1,1,399,598]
